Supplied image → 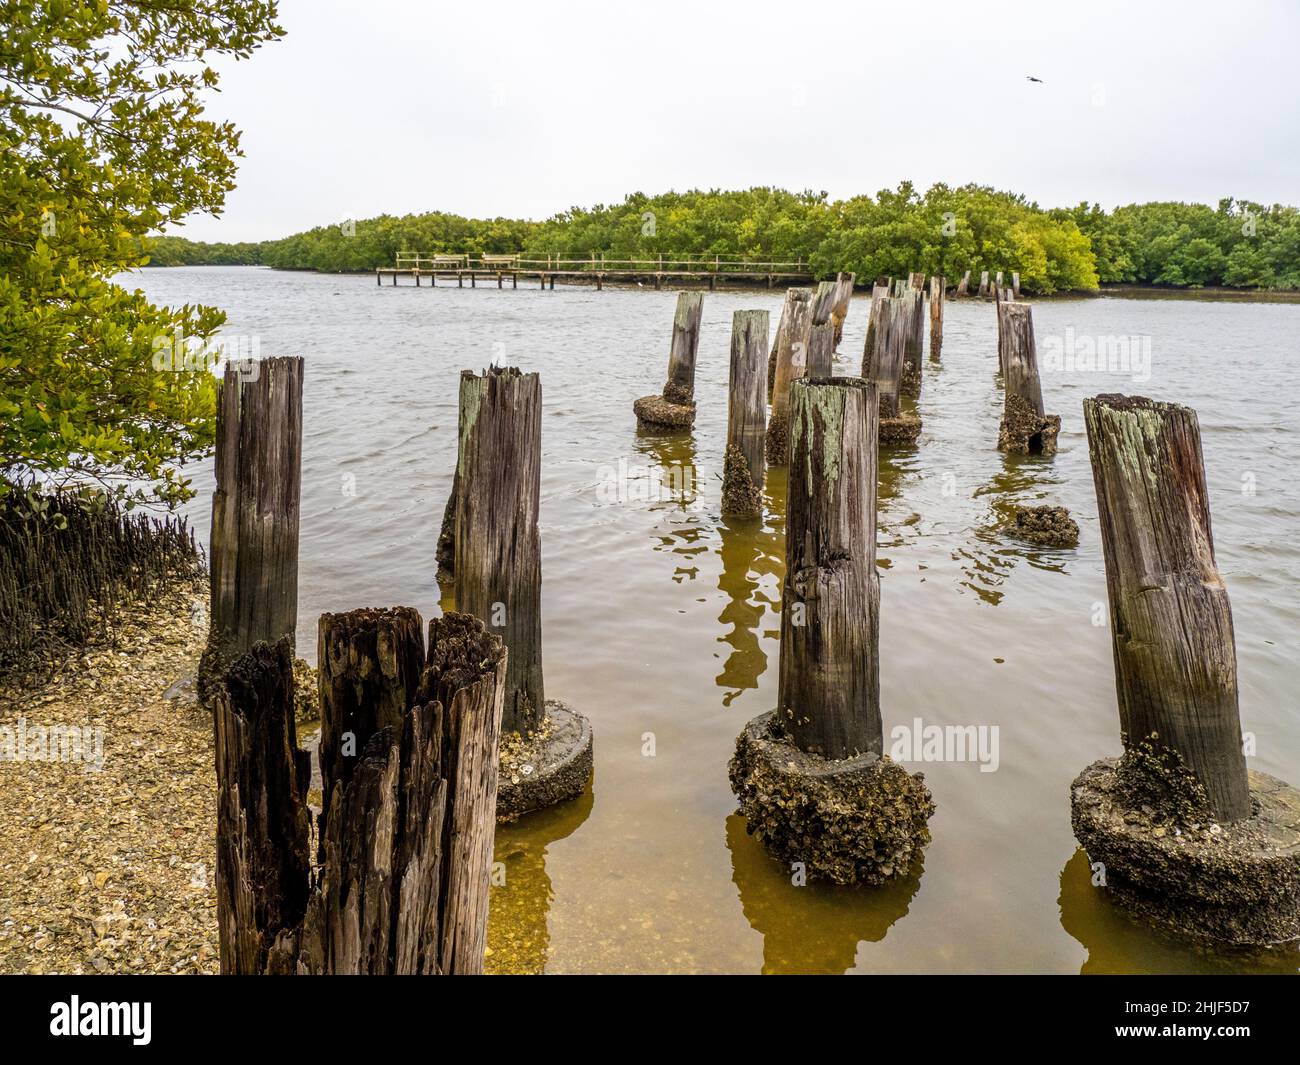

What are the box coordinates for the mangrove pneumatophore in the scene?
[1071,394,1300,946]
[633,290,704,430]
[729,377,935,886]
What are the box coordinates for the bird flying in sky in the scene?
[1026,75,1043,83]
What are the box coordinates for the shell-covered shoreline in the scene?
[0,580,220,975]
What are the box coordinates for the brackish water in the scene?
[132,266,1300,974]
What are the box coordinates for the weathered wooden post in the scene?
[899,287,925,398]
[996,303,1059,455]
[453,366,592,818]
[862,280,890,360]
[1011,271,1021,299]
[955,270,971,297]
[200,357,303,704]
[722,310,769,518]
[767,287,804,400]
[863,296,922,444]
[316,606,425,842]
[215,612,508,974]
[928,275,945,359]
[730,378,933,884]
[977,270,990,298]
[829,271,855,348]
[634,291,704,429]
[766,289,813,465]
[807,282,838,377]
[1071,395,1300,946]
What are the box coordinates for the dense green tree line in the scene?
[146,185,1300,293]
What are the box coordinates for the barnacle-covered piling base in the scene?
[729,710,935,886]
[1071,753,1300,947]
[633,394,695,430]
[721,444,763,518]
[764,412,790,466]
[496,700,594,822]
[879,415,922,446]
[997,395,1060,455]
[1009,505,1079,547]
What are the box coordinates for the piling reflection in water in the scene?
[486,781,595,975]
[713,512,782,705]
[727,813,923,975]
[1056,850,1298,975]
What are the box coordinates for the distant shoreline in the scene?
[133,265,1300,302]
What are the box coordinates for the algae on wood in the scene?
[1083,394,1250,822]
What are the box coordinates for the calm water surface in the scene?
[131,267,1300,974]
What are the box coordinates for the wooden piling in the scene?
[863,297,906,418]
[977,270,990,298]
[1011,271,1021,299]
[215,613,506,974]
[453,367,544,736]
[863,296,922,445]
[766,288,813,465]
[928,275,945,359]
[779,378,882,759]
[200,357,303,704]
[996,302,1059,455]
[213,639,310,974]
[664,291,705,399]
[862,281,890,363]
[634,290,704,429]
[830,271,856,347]
[899,288,925,397]
[722,310,769,518]
[955,270,971,297]
[807,283,838,378]
[1083,396,1251,822]
[767,286,802,400]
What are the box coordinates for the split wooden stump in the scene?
[722,310,769,518]
[1071,395,1300,946]
[214,610,504,974]
[996,302,1059,455]
[863,296,921,445]
[729,377,934,885]
[199,357,303,706]
[765,288,813,465]
[634,291,704,430]
[453,366,592,819]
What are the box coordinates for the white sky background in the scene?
[180,0,1300,242]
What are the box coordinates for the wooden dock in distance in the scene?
[375,254,815,291]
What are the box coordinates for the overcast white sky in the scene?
[180,0,1300,242]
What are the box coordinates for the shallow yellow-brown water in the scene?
[133,267,1300,973]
